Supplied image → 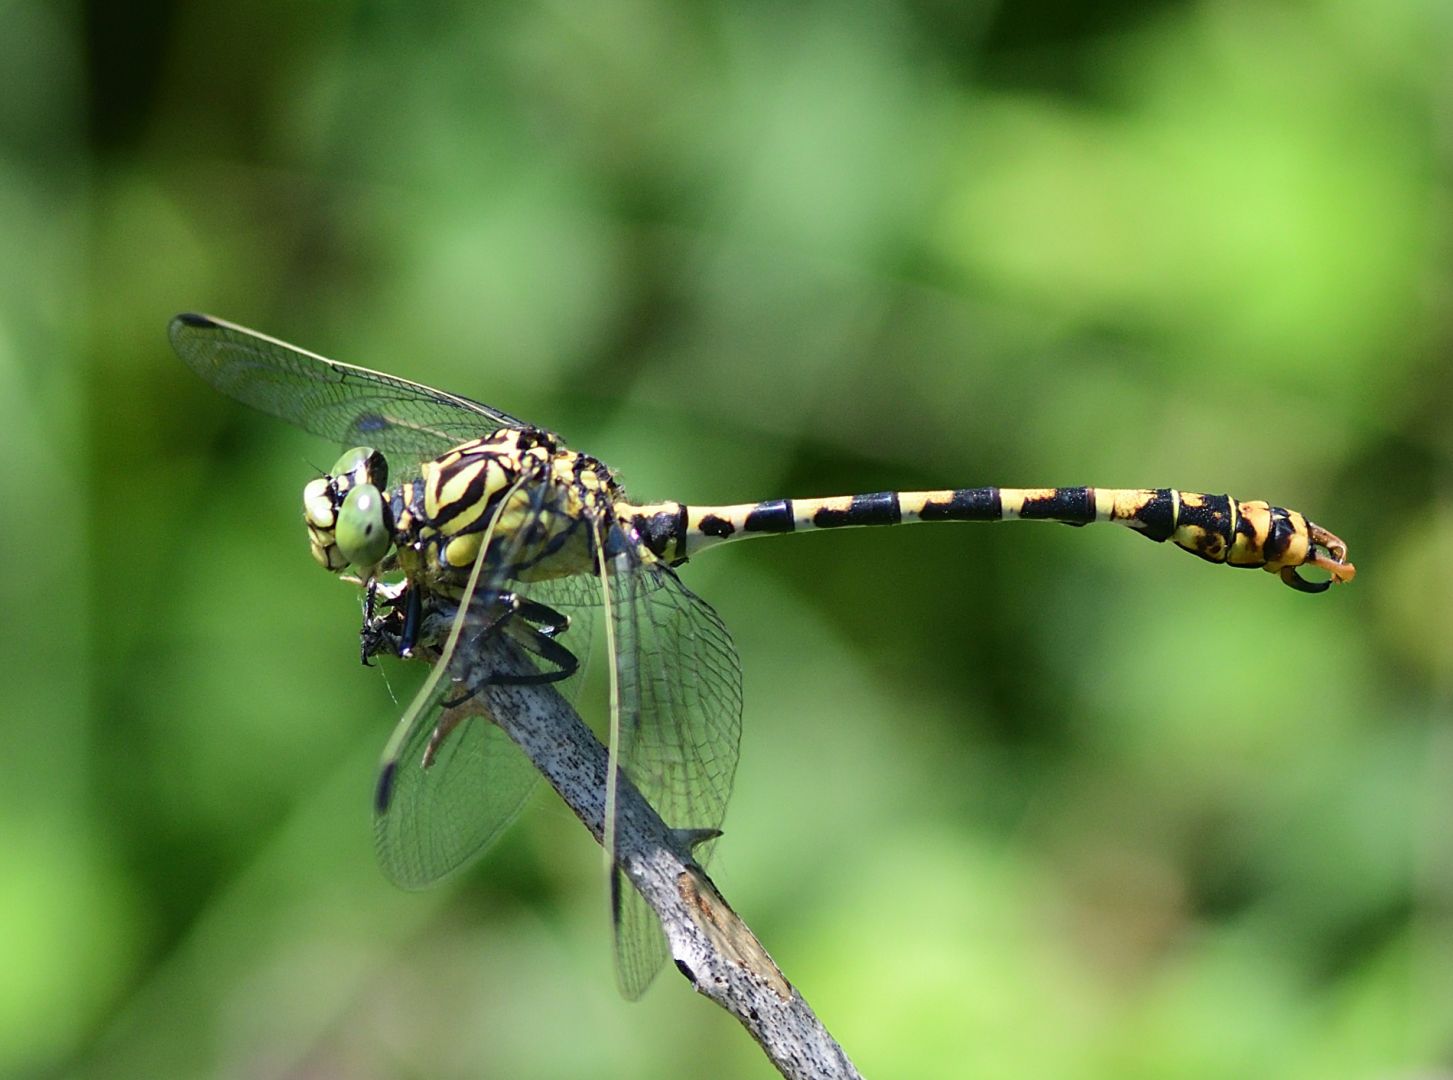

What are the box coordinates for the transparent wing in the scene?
[612,868,670,1000]
[373,686,542,890]
[169,313,529,466]
[608,552,744,999]
[373,471,594,887]
[527,572,606,614]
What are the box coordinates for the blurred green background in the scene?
[3,1,1450,1077]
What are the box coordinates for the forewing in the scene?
[608,553,744,998]
[169,313,528,466]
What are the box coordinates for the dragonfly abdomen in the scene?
[627,486,1355,592]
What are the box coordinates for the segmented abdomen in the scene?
[627,486,1355,592]
[907,487,1317,573]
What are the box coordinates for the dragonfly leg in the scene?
[496,615,579,684]
[420,624,563,769]
[359,580,419,663]
[440,596,580,709]
[398,582,423,657]
[493,597,577,682]
[358,578,381,666]
[515,597,570,638]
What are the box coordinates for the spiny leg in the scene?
[422,599,580,768]
[437,595,579,706]
[359,580,419,665]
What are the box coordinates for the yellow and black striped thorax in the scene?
[390,427,629,591]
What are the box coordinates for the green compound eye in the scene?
[330,446,388,491]
[336,483,391,569]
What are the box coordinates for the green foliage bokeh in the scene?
[2,2,1449,1077]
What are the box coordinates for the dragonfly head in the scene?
[303,446,394,575]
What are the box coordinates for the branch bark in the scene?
[457,636,864,1080]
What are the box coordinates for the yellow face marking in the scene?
[303,477,335,528]
[309,527,345,570]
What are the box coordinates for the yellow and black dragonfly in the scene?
[171,313,1355,997]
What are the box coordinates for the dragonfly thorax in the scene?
[389,428,630,594]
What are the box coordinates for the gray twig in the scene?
[457,635,864,1080]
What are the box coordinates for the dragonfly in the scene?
[170,312,1357,998]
